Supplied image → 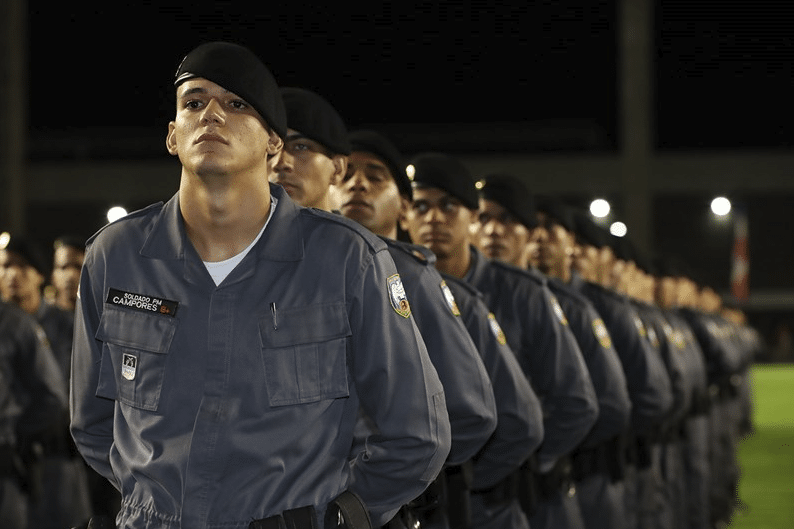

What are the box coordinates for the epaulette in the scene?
[381,237,437,266]
[300,207,388,253]
[488,258,547,286]
[86,202,165,245]
[440,273,484,299]
[548,278,591,310]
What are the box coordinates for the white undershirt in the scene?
[203,197,277,286]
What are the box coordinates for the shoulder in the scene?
[382,238,436,267]
[488,259,546,287]
[548,279,591,311]
[299,208,387,253]
[86,202,164,248]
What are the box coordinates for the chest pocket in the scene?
[259,303,351,407]
[95,305,177,411]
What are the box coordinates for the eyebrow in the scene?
[178,86,233,98]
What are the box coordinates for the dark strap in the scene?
[326,490,372,529]
[445,463,473,529]
[250,506,317,529]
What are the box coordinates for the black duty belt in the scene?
[250,491,371,529]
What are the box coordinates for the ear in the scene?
[398,196,412,233]
[166,122,178,156]
[330,155,348,186]
[266,132,284,156]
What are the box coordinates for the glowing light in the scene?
[590,198,611,218]
[711,196,731,216]
[0,232,10,250]
[475,180,485,190]
[405,164,415,180]
[610,221,627,237]
[107,207,128,224]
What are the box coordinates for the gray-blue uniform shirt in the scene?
[547,278,632,449]
[463,246,598,472]
[70,185,451,529]
[570,274,673,436]
[382,238,497,466]
[441,274,544,490]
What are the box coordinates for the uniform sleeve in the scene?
[14,318,68,440]
[600,298,673,436]
[69,250,119,487]
[346,249,451,526]
[406,270,496,467]
[569,303,632,449]
[524,288,599,472]
[460,300,543,489]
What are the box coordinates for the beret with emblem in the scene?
[478,173,538,230]
[2,234,49,276]
[408,153,479,210]
[535,195,575,233]
[281,87,351,155]
[174,41,287,140]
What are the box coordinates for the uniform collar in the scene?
[463,244,488,284]
[140,183,304,263]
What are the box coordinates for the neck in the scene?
[434,245,471,279]
[11,292,41,315]
[179,170,272,262]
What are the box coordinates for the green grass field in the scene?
[730,364,794,528]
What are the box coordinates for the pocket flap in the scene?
[96,305,177,353]
[260,302,351,348]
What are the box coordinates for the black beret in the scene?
[348,129,411,200]
[408,153,479,210]
[535,196,575,233]
[174,41,287,139]
[281,87,350,155]
[2,235,48,276]
[478,173,538,230]
[571,210,609,248]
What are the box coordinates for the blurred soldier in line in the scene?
[611,238,689,529]
[518,194,634,529]
[0,296,68,528]
[654,257,712,529]
[402,154,599,529]
[0,235,92,529]
[50,235,87,313]
[271,90,498,529]
[338,130,544,529]
[678,276,755,527]
[568,212,673,529]
[51,235,124,523]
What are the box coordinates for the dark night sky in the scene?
[27,2,616,140]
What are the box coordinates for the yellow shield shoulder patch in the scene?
[550,295,568,326]
[388,274,411,318]
[592,318,612,350]
[487,312,507,345]
[440,280,460,317]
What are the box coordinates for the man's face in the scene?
[166,78,277,178]
[402,186,475,261]
[472,199,530,267]
[269,129,346,209]
[52,245,84,304]
[533,211,575,278]
[572,242,599,282]
[0,250,43,304]
[336,152,404,238]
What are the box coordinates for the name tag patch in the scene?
[122,354,137,381]
[107,288,179,317]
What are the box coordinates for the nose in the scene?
[482,219,502,237]
[200,98,226,126]
[272,149,293,173]
[346,169,369,191]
